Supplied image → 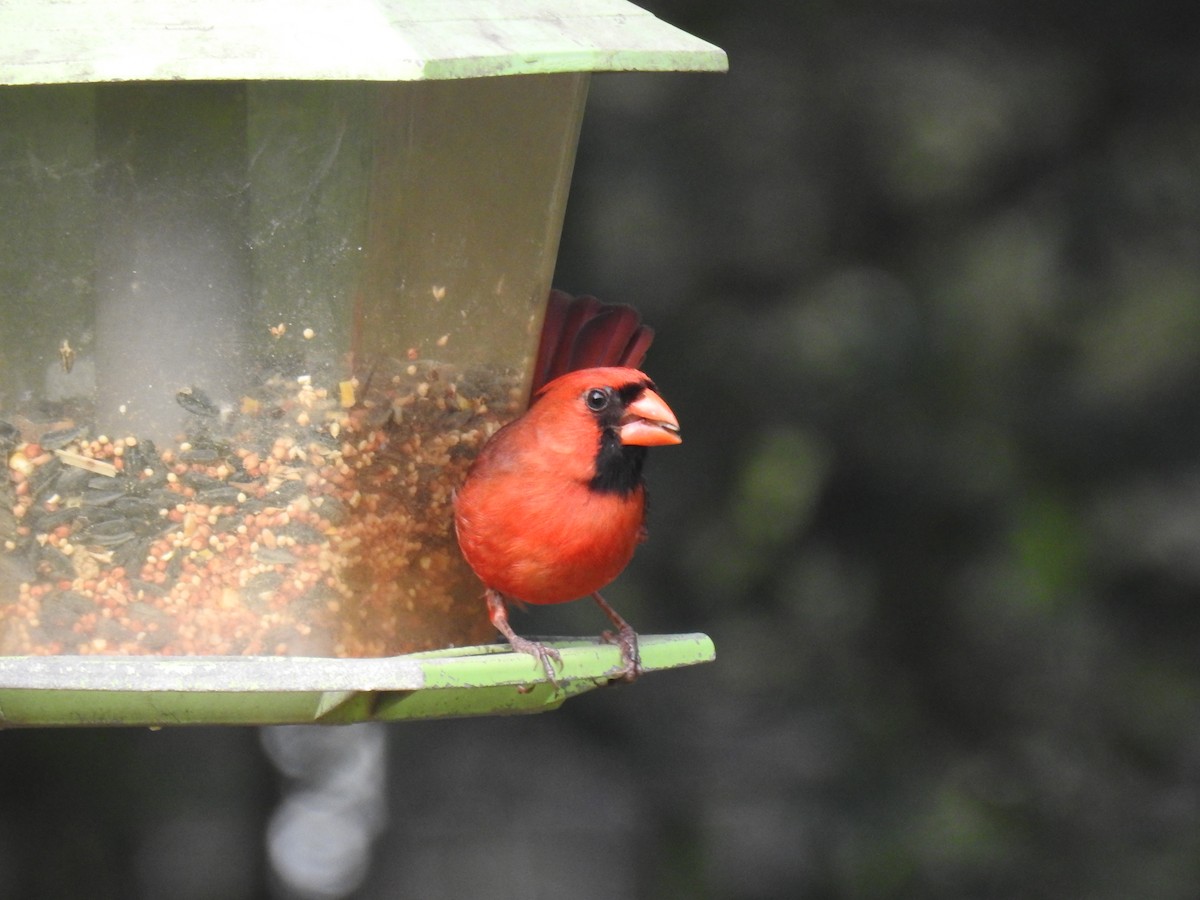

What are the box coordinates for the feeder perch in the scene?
[0,0,726,726]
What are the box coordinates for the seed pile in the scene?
[0,361,520,656]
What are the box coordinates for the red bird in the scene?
[454,291,682,684]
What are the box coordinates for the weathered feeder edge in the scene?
[0,0,729,85]
[0,634,716,727]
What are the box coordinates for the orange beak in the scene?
[618,389,682,447]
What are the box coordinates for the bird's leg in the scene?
[591,592,642,682]
[486,589,563,687]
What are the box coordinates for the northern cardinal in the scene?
[453,291,681,684]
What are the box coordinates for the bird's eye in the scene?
[584,388,611,411]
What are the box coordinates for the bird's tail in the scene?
[531,289,655,399]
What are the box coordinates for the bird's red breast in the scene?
[454,366,680,605]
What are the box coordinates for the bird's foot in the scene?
[600,625,643,683]
[487,589,563,689]
[592,592,643,683]
[506,633,564,689]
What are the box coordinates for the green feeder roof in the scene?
[0,0,728,85]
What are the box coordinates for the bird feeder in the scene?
[0,0,724,725]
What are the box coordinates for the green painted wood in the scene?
[0,633,715,726]
[0,0,727,85]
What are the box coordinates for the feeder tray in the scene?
[0,634,715,726]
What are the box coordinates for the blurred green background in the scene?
[6,1,1200,898]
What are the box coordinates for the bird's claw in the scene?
[486,589,564,690]
[507,633,564,690]
[601,625,643,683]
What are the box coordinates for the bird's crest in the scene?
[530,290,655,401]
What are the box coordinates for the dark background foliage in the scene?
[7,2,1200,897]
